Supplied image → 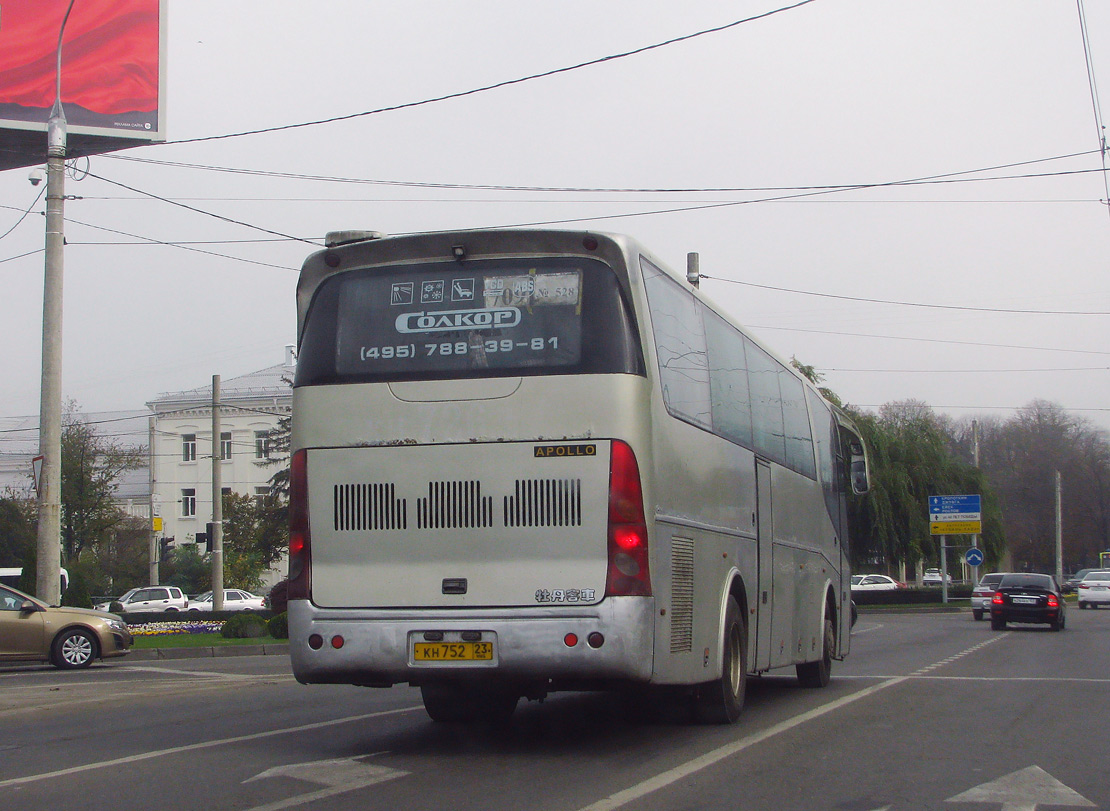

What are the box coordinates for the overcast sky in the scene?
[2,0,1108,436]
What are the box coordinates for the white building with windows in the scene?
[0,411,150,515]
[147,350,293,555]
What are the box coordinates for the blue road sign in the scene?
[966,547,984,567]
[929,495,981,514]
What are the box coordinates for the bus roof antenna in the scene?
[687,252,700,288]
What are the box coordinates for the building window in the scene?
[182,434,197,462]
[181,488,196,517]
[254,486,270,508]
[220,432,232,461]
[255,431,271,459]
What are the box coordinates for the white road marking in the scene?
[118,665,258,679]
[242,757,409,811]
[576,677,908,811]
[0,706,422,789]
[579,633,1023,811]
[911,633,1007,676]
[946,765,1095,810]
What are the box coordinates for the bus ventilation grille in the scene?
[670,537,695,653]
[504,479,582,527]
[417,481,495,529]
[333,483,408,531]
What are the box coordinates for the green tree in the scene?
[60,403,145,564]
[0,496,35,568]
[162,543,210,595]
[976,400,1110,572]
[82,515,150,597]
[846,401,1004,573]
[222,492,266,592]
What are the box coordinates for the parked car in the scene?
[922,568,953,586]
[187,589,265,612]
[1063,568,1094,594]
[0,583,133,669]
[95,585,189,614]
[1076,570,1110,609]
[851,574,906,591]
[970,573,1008,621]
[989,573,1065,631]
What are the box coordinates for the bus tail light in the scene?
[288,448,311,601]
[605,440,651,597]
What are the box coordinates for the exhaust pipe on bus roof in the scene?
[325,230,387,248]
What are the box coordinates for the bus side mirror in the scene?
[849,441,870,495]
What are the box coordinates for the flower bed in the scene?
[127,619,224,637]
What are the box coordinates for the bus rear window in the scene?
[296,257,644,385]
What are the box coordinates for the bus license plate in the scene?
[413,641,494,661]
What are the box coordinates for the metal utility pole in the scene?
[1055,470,1063,584]
[970,419,980,585]
[35,5,76,605]
[148,415,159,585]
[211,376,224,611]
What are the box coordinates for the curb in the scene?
[128,643,290,661]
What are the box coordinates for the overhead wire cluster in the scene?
[0,0,1107,420]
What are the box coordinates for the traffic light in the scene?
[195,531,209,553]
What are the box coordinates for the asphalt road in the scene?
[2,609,1107,811]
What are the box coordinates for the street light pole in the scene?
[35,4,75,605]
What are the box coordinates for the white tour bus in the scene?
[288,229,869,723]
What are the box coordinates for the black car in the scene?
[989,573,1065,631]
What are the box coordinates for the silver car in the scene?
[971,572,1007,620]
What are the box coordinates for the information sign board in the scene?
[929,494,982,535]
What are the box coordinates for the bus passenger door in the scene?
[754,459,773,671]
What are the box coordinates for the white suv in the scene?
[96,585,189,613]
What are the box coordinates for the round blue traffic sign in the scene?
[966,547,984,567]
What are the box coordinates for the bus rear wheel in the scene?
[420,683,518,724]
[796,617,834,688]
[694,596,746,724]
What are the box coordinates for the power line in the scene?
[748,325,1110,356]
[160,1,822,146]
[824,366,1110,374]
[0,186,45,242]
[0,248,45,265]
[415,165,1110,233]
[104,149,1100,194]
[81,170,322,248]
[702,277,1110,315]
[64,216,301,271]
[1077,0,1110,220]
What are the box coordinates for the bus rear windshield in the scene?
[296,256,644,386]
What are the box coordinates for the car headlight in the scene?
[107,619,128,633]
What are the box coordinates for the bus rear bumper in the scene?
[288,597,656,688]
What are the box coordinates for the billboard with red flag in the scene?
[0,0,166,170]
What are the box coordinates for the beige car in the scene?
[0,583,133,669]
